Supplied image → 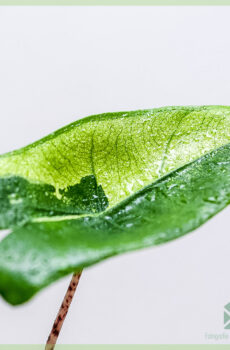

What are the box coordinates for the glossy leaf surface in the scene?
[1,106,230,304]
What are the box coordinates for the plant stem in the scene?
[45,272,82,350]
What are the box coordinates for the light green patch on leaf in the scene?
[1,106,230,210]
[1,105,230,304]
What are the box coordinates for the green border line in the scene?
[1,347,230,350]
[1,0,230,5]
[1,346,230,349]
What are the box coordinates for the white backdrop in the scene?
[0,6,230,345]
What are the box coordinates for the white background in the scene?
[0,6,230,345]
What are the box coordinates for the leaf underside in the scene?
[1,105,230,304]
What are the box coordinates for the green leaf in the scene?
[1,105,230,304]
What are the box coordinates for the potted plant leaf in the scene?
[0,105,230,348]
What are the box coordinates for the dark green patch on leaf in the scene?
[0,175,108,228]
[59,175,109,214]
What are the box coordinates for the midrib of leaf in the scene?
[32,212,99,223]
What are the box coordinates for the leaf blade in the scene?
[1,105,230,228]
[1,141,230,304]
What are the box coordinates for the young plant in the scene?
[1,105,230,347]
